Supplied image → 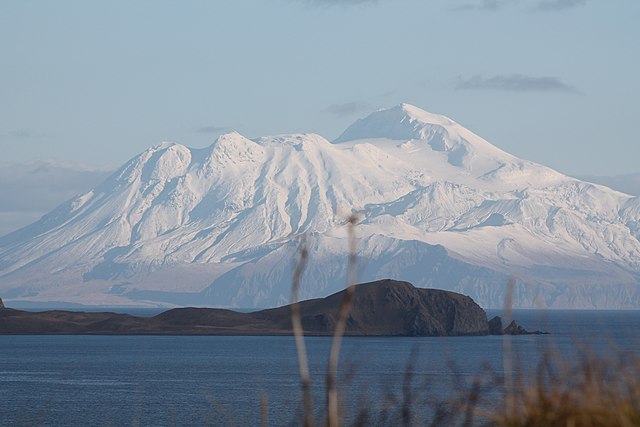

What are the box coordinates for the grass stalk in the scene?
[291,237,313,427]
[260,391,269,427]
[326,214,359,427]
[502,276,516,418]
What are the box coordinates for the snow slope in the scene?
[1,104,639,308]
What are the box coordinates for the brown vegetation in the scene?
[285,220,640,427]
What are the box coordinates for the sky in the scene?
[1,0,639,177]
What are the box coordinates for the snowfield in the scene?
[1,104,639,308]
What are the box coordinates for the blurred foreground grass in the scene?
[277,341,640,427]
[285,221,640,427]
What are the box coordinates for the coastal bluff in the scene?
[0,280,535,336]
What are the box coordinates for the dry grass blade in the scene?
[502,276,516,418]
[260,391,269,427]
[291,237,313,427]
[461,378,481,427]
[327,214,359,427]
[489,352,640,427]
[401,351,416,427]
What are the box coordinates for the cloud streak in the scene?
[195,125,230,135]
[0,161,113,236]
[452,0,588,12]
[323,102,372,117]
[455,74,578,93]
[304,0,379,7]
[534,0,588,11]
[452,0,515,12]
[2,128,49,139]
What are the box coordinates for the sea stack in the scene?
[0,297,4,309]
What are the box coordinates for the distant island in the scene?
[0,280,541,336]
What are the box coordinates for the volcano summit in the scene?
[1,104,639,309]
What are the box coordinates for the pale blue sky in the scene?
[1,0,639,175]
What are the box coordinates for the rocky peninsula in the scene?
[0,280,539,336]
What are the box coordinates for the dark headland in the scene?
[0,280,541,336]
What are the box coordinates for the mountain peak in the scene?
[216,130,245,140]
[334,103,456,143]
[396,103,455,125]
[2,103,638,310]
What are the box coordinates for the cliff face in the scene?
[256,279,489,336]
[1,280,492,336]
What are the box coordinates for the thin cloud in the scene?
[455,74,578,93]
[10,129,33,139]
[0,161,113,236]
[534,0,588,11]
[304,0,378,7]
[452,0,587,12]
[195,125,230,135]
[323,102,372,117]
[3,129,49,139]
[452,0,515,12]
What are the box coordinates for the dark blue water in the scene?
[1,310,639,426]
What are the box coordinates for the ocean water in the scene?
[1,310,639,426]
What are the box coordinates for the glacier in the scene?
[1,103,639,308]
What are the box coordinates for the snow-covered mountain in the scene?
[579,173,640,197]
[1,104,639,308]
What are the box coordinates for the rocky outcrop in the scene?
[291,279,490,336]
[488,315,503,335]
[0,297,4,309]
[488,316,547,335]
[154,280,491,336]
[0,280,538,336]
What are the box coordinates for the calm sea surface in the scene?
[1,310,639,426]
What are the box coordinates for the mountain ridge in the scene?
[1,104,639,309]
